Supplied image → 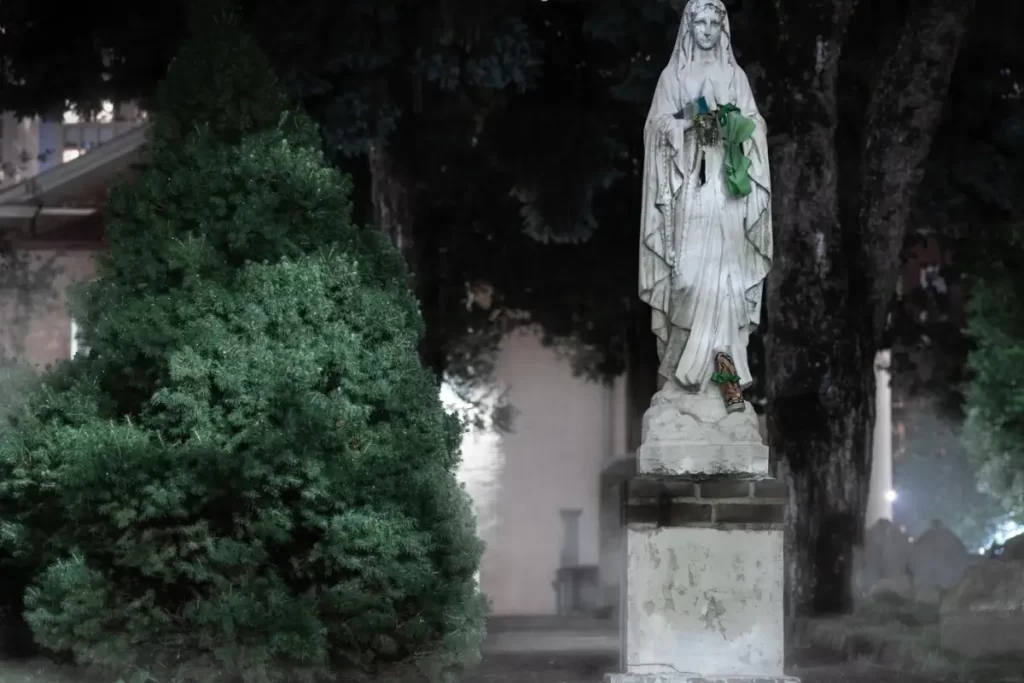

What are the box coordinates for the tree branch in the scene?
[858,0,975,345]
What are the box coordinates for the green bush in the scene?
[0,6,484,681]
[964,273,1024,519]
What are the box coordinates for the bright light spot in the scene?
[62,148,84,163]
[885,489,898,503]
[977,520,1024,554]
[62,100,115,124]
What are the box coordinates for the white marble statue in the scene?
[639,0,772,414]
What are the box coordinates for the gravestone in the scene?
[998,532,1024,560]
[855,520,912,598]
[940,560,1024,657]
[907,520,972,604]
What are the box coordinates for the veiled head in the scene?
[672,0,734,71]
[691,2,725,51]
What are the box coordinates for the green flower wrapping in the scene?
[716,103,756,198]
[710,371,741,385]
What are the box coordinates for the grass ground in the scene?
[0,652,968,683]
[796,608,1024,683]
[0,611,1021,683]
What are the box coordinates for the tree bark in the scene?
[764,0,971,616]
[368,139,415,261]
[857,0,975,342]
[367,138,449,383]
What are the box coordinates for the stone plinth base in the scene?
[637,385,767,476]
[613,476,789,681]
[605,675,799,683]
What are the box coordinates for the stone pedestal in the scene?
[605,388,797,683]
[637,384,768,477]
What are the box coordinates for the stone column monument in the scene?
[606,1,796,681]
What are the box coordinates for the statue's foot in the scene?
[713,351,745,413]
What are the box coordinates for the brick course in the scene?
[622,475,787,529]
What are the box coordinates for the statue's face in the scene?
[691,7,724,52]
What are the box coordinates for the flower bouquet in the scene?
[675,96,756,198]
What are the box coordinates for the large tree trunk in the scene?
[368,139,415,260]
[367,138,448,383]
[763,0,866,617]
[763,0,972,616]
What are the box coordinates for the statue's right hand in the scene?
[701,77,719,111]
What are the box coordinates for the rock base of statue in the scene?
[636,383,767,476]
[603,385,795,683]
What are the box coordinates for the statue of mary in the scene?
[639,0,772,414]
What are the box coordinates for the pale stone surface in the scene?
[907,520,972,604]
[940,559,1024,657]
[620,526,785,678]
[637,385,767,476]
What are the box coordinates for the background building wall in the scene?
[0,248,97,368]
[478,328,620,615]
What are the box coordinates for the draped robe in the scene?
[638,63,773,392]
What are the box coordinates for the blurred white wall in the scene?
[472,327,620,615]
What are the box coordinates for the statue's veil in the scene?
[668,0,736,74]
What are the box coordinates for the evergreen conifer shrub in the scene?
[965,274,1024,517]
[0,6,485,680]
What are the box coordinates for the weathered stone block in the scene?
[638,443,768,477]
[619,527,786,679]
[637,387,767,477]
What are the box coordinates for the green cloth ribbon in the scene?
[710,371,741,385]
[716,103,755,198]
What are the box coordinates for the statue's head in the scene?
[672,0,734,72]
[687,0,727,52]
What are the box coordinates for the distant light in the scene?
[885,489,898,503]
